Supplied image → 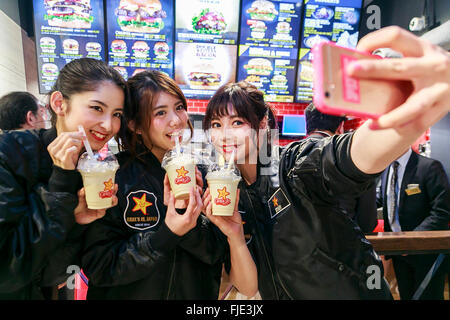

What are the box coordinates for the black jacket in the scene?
[0,128,84,299]
[238,133,392,299]
[378,151,450,232]
[81,148,226,299]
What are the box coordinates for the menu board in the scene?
[175,0,240,44]
[237,0,302,103]
[106,0,174,80]
[295,0,363,103]
[174,0,239,99]
[33,0,106,93]
[174,42,237,99]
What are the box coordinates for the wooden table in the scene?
[366,230,450,255]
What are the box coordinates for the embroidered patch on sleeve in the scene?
[123,190,160,230]
[268,188,291,219]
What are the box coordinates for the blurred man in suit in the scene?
[378,148,450,299]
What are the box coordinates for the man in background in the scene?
[0,91,47,130]
[378,148,450,299]
[305,103,378,233]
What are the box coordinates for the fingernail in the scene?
[347,62,364,75]
[369,120,380,130]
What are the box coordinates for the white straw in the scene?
[173,133,181,156]
[227,150,235,171]
[78,125,94,158]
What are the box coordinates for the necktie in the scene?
[388,161,400,231]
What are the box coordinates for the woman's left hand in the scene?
[203,188,244,243]
[74,184,118,225]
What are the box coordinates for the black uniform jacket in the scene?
[239,133,393,299]
[0,128,84,299]
[81,148,227,299]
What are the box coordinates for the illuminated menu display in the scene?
[33,0,106,93]
[295,0,363,103]
[106,0,174,80]
[174,0,239,99]
[237,0,302,103]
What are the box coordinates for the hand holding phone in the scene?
[312,41,414,119]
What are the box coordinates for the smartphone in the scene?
[312,42,413,119]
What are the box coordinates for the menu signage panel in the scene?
[237,0,302,103]
[295,0,363,103]
[33,0,106,93]
[106,0,175,80]
[175,0,240,44]
[174,0,239,99]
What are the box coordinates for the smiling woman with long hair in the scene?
[0,58,126,299]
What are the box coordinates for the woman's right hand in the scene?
[47,131,84,170]
[347,26,450,134]
[164,187,203,236]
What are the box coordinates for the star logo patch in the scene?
[124,191,160,230]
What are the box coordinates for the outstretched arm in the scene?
[348,26,449,174]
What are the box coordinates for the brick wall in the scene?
[187,99,365,146]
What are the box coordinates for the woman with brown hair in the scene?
[81,70,257,299]
[202,26,450,300]
[0,58,126,299]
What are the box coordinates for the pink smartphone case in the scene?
[312,41,382,119]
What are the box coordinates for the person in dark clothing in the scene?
[81,70,257,299]
[0,91,47,130]
[0,58,126,299]
[378,148,450,299]
[304,103,378,233]
[202,25,450,299]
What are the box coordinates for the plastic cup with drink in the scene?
[206,151,241,216]
[161,134,197,200]
[76,126,119,209]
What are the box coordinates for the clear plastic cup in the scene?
[206,163,241,216]
[161,148,197,200]
[77,150,119,209]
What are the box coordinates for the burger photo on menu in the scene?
[246,0,278,22]
[86,42,102,55]
[115,0,167,33]
[244,58,273,76]
[187,64,222,89]
[270,74,288,87]
[111,40,128,57]
[132,41,150,58]
[191,8,227,34]
[248,20,267,38]
[244,75,263,88]
[40,37,56,53]
[154,42,169,58]
[63,39,79,55]
[276,22,291,34]
[44,0,93,29]
[42,63,59,78]
[114,66,128,80]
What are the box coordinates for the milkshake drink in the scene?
[162,148,197,200]
[77,150,119,209]
[206,163,241,216]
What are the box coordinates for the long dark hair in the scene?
[48,58,127,127]
[122,70,193,158]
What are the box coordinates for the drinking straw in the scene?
[78,125,94,158]
[172,133,181,156]
[218,154,225,168]
[227,150,235,171]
